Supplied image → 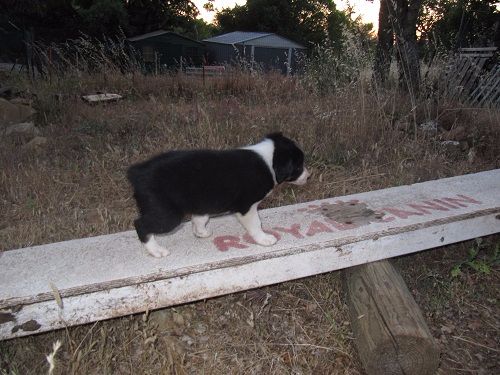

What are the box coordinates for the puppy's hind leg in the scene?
[236,202,277,246]
[192,215,212,238]
[134,211,182,257]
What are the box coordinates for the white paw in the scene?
[253,233,278,246]
[193,227,212,238]
[145,243,170,258]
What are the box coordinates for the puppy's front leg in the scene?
[192,214,212,238]
[144,235,170,257]
[236,203,277,246]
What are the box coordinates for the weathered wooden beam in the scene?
[81,93,122,103]
[344,260,439,375]
[1,169,499,340]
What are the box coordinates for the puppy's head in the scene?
[266,132,310,185]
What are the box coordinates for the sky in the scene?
[193,0,380,29]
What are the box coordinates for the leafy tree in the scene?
[190,18,217,40]
[125,0,199,36]
[0,0,82,41]
[419,0,499,51]
[215,4,249,34]
[77,0,129,37]
[214,0,340,47]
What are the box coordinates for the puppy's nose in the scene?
[293,167,310,185]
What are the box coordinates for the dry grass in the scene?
[0,68,499,374]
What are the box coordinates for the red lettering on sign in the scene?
[325,218,359,231]
[407,201,450,214]
[273,224,304,238]
[432,198,459,208]
[379,216,396,222]
[213,235,248,252]
[243,230,281,244]
[382,207,424,219]
[306,220,333,236]
[442,194,482,207]
[297,204,321,212]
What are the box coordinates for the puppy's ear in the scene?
[274,160,294,184]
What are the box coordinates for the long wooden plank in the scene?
[1,170,499,340]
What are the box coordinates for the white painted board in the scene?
[1,169,499,340]
[81,93,122,103]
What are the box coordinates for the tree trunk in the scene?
[373,0,394,84]
[393,0,422,93]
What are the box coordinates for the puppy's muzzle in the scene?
[291,167,310,185]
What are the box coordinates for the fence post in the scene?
[24,28,34,81]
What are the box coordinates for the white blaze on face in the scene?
[291,167,310,185]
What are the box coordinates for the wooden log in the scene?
[344,260,440,375]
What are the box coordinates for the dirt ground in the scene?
[0,71,499,374]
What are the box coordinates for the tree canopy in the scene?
[0,0,495,53]
[214,0,353,47]
[0,0,370,47]
[0,0,205,40]
[419,0,499,51]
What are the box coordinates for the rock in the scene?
[0,98,36,126]
[3,122,40,137]
[9,97,33,106]
[440,125,468,142]
[179,334,194,346]
[193,322,207,334]
[440,140,460,147]
[467,147,477,163]
[149,309,174,331]
[0,86,16,99]
[22,136,47,150]
[172,312,185,326]
[440,140,462,154]
[149,309,186,334]
[418,120,438,133]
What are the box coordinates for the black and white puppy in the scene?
[127,132,309,257]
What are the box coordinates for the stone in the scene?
[440,125,468,142]
[418,120,438,133]
[149,309,174,331]
[9,97,33,106]
[467,147,477,163]
[440,140,461,154]
[22,136,47,150]
[0,98,36,126]
[3,122,40,137]
[0,86,17,99]
[172,312,185,326]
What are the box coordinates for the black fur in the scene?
[127,133,305,243]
